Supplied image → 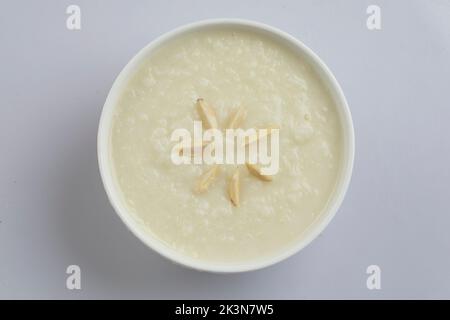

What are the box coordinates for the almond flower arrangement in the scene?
[185,98,279,207]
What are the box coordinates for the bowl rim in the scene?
[97,18,355,273]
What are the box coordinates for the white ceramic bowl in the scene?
[98,19,354,273]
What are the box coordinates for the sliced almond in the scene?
[196,98,218,129]
[228,168,240,207]
[227,107,247,129]
[194,165,220,193]
[245,163,273,181]
[244,125,279,146]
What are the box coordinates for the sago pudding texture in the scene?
[111,27,342,264]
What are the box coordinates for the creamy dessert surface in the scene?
[111,28,342,263]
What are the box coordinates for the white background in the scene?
[1,0,449,299]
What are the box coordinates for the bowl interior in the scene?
[98,19,354,273]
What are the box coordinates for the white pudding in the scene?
[107,24,347,267]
